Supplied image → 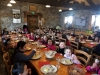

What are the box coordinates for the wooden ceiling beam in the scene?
[86,0,95,6]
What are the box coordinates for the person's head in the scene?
[59,42,65,49]
[94,57,100,65]
[30,32,34,36]
[12,62,29,75]
[94,37,99,42]
[16,41,26,51]
[35,34,39,39]
[64,48,72,56]
[47,39,54,45]
[43,35,48,41]
[3,28,7,31]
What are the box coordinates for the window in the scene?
[91,15,100,27]
[64,16,73,24]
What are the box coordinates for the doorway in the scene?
[27,15,38,32]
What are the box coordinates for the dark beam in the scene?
[86,0,95,6]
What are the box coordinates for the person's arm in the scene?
[19,50,36,62]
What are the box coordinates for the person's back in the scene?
[13,41,36,64]
[94,43,100,56]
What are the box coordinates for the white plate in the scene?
[39,45,46,48]
[91,74,98,75]
[60,58,73,65]
[86,40,92,42]
[40,65,57,74]
[31,54,41,59]
[29,40,34,42]
[80,41,86,43]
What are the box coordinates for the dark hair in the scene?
[12,62,25,75]
[48,38,55,45]
[16,41,26,50]
[64,46,74,54]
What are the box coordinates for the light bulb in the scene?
[46,5,50,8]
[7,3,12,7]
[59,9,62,12]
[10,0,16,3]
[69,8,73,10]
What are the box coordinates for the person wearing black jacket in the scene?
[56,42,66,55]
[94,39,100,56]
[13,41,36,64]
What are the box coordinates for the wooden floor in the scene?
[0,49,7,75]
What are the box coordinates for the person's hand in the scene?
[28,68,32,75]
[91,63,97,69]
[32,48,36,51]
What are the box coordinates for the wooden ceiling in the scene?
[15,0,100,10]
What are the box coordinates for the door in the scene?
[27,15,38,32]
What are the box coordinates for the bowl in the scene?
[45,51,56,59]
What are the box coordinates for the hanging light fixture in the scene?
[10,0,16,3]
[69,8,73,10]
[7,3,12,7]
[59,9,62,12]
[46,5,50,8]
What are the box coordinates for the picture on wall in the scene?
[12,9,21,23]
[75,17,86,26]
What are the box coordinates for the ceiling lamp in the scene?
[46,5,50,8]
[69,8,73,10]
[10,0,16,3]
[7,3,12,7]
[59,9,62,12]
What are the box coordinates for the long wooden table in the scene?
[8,34,88,75]
[24,44,69,75]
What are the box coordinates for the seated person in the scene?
[88,34,94,41]
[41,35,48,45]
[64,48,81,64]
[2,28,8,35]
[86,58,100,74]
[13,41,36,64]
[2,34,10,46]
[94,38,100,56]
[26,32,35,40]
[34,34,40,41]
[75,36,80,42]
[46,39,56,50]
[12,62,32,75]
[56,42,66,55]
[94,37,99,42]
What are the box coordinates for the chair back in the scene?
[3,52,11,75]
[2,45,7,53]
[74,50,91,66]
[70,41,79,50]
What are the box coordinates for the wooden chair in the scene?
[70,41,79,50]
[3,52,11,75]
[74,49,91,66]
[59,38,66,43]
[1,45,8,54]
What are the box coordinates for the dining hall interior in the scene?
[1,0,100,75]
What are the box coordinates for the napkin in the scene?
[41,48,49,51]
[76,64,83,68]
[38,61,50,68]
[85,72,92,75]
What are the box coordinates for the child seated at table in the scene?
[41,35,48,45]
[46,39,56,50]
[86,58,100,74]
[64,48,81,64]
[56,42,66,55]
[12,62,32,75]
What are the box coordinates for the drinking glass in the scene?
[56,57,60,69]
